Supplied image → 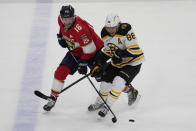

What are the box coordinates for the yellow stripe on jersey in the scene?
[114,34,123,38]
[103,48,111,52]
[102,48,112,57]
[102,51,112,57]
[128,49,143,54]
[112,54,144,68]
[114,57,134,66]
[127,44,139,48]
[131,54,144,63]
[102,35,109,40]
[127,43,143,55]
[102,34,123,41]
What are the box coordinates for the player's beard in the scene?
[62,17,75,30]
[64,23,73,29]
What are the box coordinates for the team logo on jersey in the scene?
[107,43,118,54]
[81,34,90,44]
[66,40,75,50]
[121,24,127,29]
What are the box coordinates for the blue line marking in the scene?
[13,2,52,131]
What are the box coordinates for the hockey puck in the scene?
[129,119,135,122]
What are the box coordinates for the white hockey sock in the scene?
[95,82,112,104]
[51,78,64,97]
[107,76,126,107]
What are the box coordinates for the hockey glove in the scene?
[90,65,101,77]
[57,33,68,48]
[78,60,88,75]
[112,49,123,64]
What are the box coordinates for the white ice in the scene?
[0,0,196,131]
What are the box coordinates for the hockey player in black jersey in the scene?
[89,13,144,117]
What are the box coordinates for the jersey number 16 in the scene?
[74,24,82,32]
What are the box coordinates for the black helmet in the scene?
[60,5,75,18]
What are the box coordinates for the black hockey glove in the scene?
[112,49,123,64]
[57,33,68,48]
[90,65,101,77]
[78,60,88,75]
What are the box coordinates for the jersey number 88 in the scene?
[126,32,136,41]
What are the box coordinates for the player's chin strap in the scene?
[65,42,117,123]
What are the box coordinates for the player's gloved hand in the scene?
[57,33,68,48]
[78,60,88,75]
[90,65,101,77]
[112,49,123,64]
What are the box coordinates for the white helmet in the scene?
[105,13,121,27]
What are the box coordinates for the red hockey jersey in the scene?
[58,15,103,60]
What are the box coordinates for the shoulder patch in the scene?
[121,24,127,30]
[80,34,90,44]
[117,23,132,36]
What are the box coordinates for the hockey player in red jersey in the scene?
[43,5,103,111]
[89,13,144,117]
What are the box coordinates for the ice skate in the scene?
[43,95,56,111]
[88,102,104,112]
[127,86,141,106]
[98,105,109,117]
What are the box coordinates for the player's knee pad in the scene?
[112,76,126,92]
[54,65,71,81]
[100,82,112,93]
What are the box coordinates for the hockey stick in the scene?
[65,44,117,123]
[34,37,87,100]
[86,76,117,123]
[60,73,90,93]
[34,73,90,100]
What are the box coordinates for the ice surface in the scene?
[0,0,196,131]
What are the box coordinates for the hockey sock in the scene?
[51,78,64,98]
[107,76,126,107]
[95,82,112,104]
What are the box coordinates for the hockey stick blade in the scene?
[34,90,50,100]
[112,117,117,123]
